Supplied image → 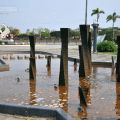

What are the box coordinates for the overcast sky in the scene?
[0,0,120,32]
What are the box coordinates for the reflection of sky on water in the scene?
[0,54,120,119]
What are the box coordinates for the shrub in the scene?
[97,40,117,52]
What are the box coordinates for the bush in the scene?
[97,40,117,52]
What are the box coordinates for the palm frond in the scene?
[99,11,105,14]
[91,10,97,16]
[91,8,104,16]
[106,12,120,22]
[106,15,113,22]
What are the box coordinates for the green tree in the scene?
[106,12,120,41]
[50,31,60,38]
[70,28,80,37]
[91,8,105,23]
[40,28,50,39]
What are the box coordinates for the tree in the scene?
[106,12,120,41]
[99,27,120,41]
[91,8,105,23]
[50,31,60,38]
[40,28,50,39]
[9,27,20,37]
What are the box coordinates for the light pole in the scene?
[85,0,88,25]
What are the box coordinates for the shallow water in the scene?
[0,54,119,119]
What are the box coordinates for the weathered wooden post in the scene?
[59,28,69,86]
[79,25,90,77]
[79,45,85,77]
[46,56,51,67]
[116,36,120,82]
[111,56,116,80]
[92,23,99,53]
[29,36,36,80]
[88,32,92,73]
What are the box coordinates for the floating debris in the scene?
[54,84,58,90]
[62,99,67,102]
[16,77,20,82]
[36,98,44,102]
[100,98,105,100]
[25,68,29,72]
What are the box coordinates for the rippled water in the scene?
[0,54,119,119]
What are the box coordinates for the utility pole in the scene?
[85,0,88,25]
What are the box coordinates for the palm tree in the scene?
[91,8,104,53]
[106,12,120,41]
[91,8,105,23]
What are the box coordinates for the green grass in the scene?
[97,51,117,55]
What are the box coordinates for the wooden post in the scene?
[80,25,90,77]
[74,58,77,66]
[88,32,92,74]
[47,56,51,67]
[74,58,77,71]
[116,36,120,82]
[29,36,36,80]
[111,56,116,77]
[59,28,69,86]
[79,45,85,77]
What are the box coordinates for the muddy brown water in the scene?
[0,54,119,119]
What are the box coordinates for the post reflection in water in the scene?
[74,64,77,72]
[111,66,116,80]
[58,86,68,112]
[92,66,98,79]
[47,66,51,76]
[111,70,116,81]
[29,78,37,105]
[29,50,37,105]
[116,82,120,115]
[78,77,91,118]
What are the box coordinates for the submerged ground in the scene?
[0,44,119,120]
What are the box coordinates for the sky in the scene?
[0,0,120,33]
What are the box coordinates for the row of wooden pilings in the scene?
[28,25,120,108]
